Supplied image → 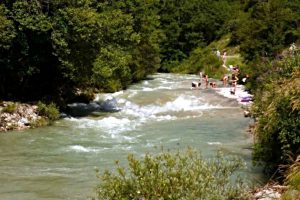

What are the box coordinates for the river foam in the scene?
[66,75,244,135]
[216,85,253,105]
[69,145,102,153]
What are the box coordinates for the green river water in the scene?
[0,73,263,200]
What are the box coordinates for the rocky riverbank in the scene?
[0,101,41,132]
[252,183,285,200]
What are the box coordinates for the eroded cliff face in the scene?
[0,102,40,132]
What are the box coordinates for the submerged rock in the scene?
[66,98,120,117]
[59,112,69,119]
[66,102,101,117]
[99,97,119,112]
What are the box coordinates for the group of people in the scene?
[191,50,250,95]
[191,70,249,96]
[221,64,241,94]
[192,71,240,94]
[191,72,217,90]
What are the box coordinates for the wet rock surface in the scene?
[66,98,119,117]
[66,102,101,117]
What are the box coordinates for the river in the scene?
[0,73,263,200]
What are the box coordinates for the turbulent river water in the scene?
[0,73,263,200]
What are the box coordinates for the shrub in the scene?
[252,53,300,172]
[2,102,17,113]
[94,148,250,200]
[37,101,60,122]
[281,155,300,200]
[30,117,48,128]
[225,55,245,68]
[172,47,223,78]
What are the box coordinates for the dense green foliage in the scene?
[0,0,161,103]
[250,53,300,173]
[171,46,224,77]
[37,101,60,122]
[0,0,244,103]
[94,149,250,200]
[230,0,299,61]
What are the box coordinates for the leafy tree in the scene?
[0,0,163,102]
[232,0,296,61]
[0,4,16,50]
[128,0,162,81]
[98,0,162,82]
[0,0,59,100]
[285,0,300,44]
[51,6,106,86]
[0,4,16,96]
[92,45,132,92]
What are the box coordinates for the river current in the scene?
[0,73,262,200]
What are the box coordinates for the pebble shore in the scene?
[0,102,41,132]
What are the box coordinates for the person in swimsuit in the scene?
[204,74,209,88]
[222,75,228,86]
[231,74,238,94]
[199,71,203,82]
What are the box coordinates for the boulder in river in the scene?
[66,102,101,117]
[98,97,119,112]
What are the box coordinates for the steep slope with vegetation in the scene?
[251,53,300,173]
[231,0,300,174]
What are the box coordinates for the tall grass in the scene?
[281,155,300,200]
